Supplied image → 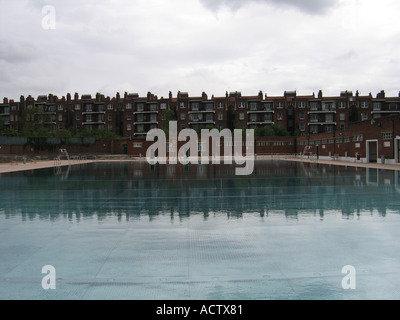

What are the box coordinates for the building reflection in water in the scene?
[1,161,400,222]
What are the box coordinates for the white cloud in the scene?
[0,0,399,100]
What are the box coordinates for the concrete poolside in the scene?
[1,155,400,174]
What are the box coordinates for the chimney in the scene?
[318,90,323,99]
[74,93,79,101]
[169,91,173,100]
[3,97,8,104]
[259,91,263,99]
[66,93,71,102]
[202,92,208,101]
[116,92,120,102]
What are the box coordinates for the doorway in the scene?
[366,140,378,163]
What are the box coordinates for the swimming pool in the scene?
[1,161,400,300]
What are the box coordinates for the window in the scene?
[299,112,305,120]
[325,126,334,133]
[217,102,224,109]
[382,132,393,140]
[361,101,369,109]
[206,103,214,111]
[86,104,93,112]
[127,113,132,121]
[299,123,305,131]
[58,114,63,122]
[58,105,63,111]
[298,101,305,109]
[180,102,186,109]
[160,103,167,110]
[340,113,346,121]
[127,124,132,131]
[150,114,157,122]
[339,102,346,109]
[206,114,213,122]
[250,114,257,122]
[353,135,363,142]
[150,104,157,112]
[191,102,199,111]
[344,137,351,143]
[264,103,273,111]
[276,102,284,109]
[323,102,335,111]
[265,114,273,122]
[126,103,133,110]
[107,104,113,110]
[389,103,398,111]
[76,114,81,121]
[137,114,144,122]
[108,114,112,121]
[326,114,334,123]
[361,113,368,121]
[277,113,283,121]
[86,115,92,123]
[238,102,246,109]
[373,102,381,111]
[181,124,186,130]
[310,114,319,123]
[133,143,143,148]
[58,125,63,130]
[180,113,186,121]
[108,124,113,131]
[249,102,257,111]
[239,113,245,120]
[310,125,318,134]
[10,115,14,122]
[11,105,17,111]
[309,102,318,110]
[137,125,144,133]
[218,113,223,121]
[75,104,81,110]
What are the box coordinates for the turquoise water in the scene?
[0,161,400,300]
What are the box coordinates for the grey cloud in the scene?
[199,0,338,14]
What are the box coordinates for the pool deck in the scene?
[0,157,400,174]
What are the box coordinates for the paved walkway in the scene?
[1,157,400,174]
[0,160,93,174]
[277,157,400,171]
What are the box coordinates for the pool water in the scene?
[0,161,400,300]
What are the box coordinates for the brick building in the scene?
[2,89,400,162]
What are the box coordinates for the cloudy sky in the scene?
[1,0,400,101]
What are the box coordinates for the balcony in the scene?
[308,109,336,114]
[0,108,10,115]
[83,121,106,125]
[188,120,215,125]
[247,121,274,125]
[307,121,337,126]
[247,109,274,114]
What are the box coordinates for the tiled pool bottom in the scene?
[1,161,400,300]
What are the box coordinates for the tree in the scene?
[161,109,176,135]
